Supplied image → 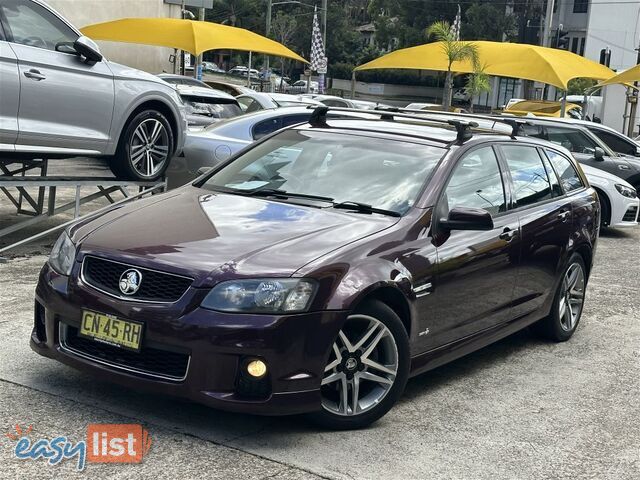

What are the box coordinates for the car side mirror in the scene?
[439,207,494,231]
[73,36,103,63]
[594,147,605,161]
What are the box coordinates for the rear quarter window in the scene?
[544,149,584,193]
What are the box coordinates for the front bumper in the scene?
[32,263,347,415]
[610,197,639,228]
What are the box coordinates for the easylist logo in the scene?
[87,424,152,464]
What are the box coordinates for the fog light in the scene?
[246,359,267,378]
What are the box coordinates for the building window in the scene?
[571,38,579,53]
[579,38,586,55]
[573,0,589,13]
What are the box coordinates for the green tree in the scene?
[464,63,492,112]
[426,21,478,110]
[567,78,597,95]
[463,2,516,41]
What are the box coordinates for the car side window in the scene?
[501,145,553,208]
[544,149,584,193]
[281,114,311,128]
[1,0,78,51]
[252,118,283,140]
[545,127,598,154]
[589,128,637,156]
[323,99,348,107]
[443,146,506,216]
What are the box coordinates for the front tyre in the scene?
[535,253,587,342]
[309,300,410,430]
[110,110,174,181]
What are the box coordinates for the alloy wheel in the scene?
[129,119,170,178]
[559,262,585,331]
[321,314,399,416]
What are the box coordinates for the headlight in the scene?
[615,184,638,198]
[49,231,77,276]
[201,279,317,313]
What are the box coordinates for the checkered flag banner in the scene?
[310,6,326,72]
[451,4,462,41]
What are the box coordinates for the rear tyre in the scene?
[534,253,587,342]
[110,110,174,181]
[308,300,410,430]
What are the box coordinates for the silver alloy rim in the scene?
[321,314,398,416]
[130,119,169,177]
[559,262,585,331]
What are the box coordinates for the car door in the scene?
[0,26,19,146]
[1,0,114,152]
[588,126,640,158]
[499,144,574,319]
[421,145,521,348]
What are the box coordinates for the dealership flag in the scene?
[451,4,462,41]
[310,6,327,93]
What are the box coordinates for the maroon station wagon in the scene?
[33,107,599,429]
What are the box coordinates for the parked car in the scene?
[202,80,254,96]
[504,100,583,119]
[286,79,319,94]
[202,61,225,73]
[157,73,211,89]
[236,92,321,112]
[169,106,372,188]
[517,118,640,191]
[552,118,640,158]
[228,66,259,78]
[0,0,186,181]
[405,103,470,114]
[34,107,598,429]
[580,164,639,228]
[300,94,391,110]
[176,85,242,128]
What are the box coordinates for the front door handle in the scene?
[499,227,517,241]
[24,69,46,81]
[558,210,571,222]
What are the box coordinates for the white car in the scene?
[580,164,639,228]
[287,79,319,94]
[300,94,391,110]
[236,92,321,112]
[228,66,259,78]
[175,86,242,128]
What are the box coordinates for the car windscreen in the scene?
[199,130,445,215]
[183,96,242,119]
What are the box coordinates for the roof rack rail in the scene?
[373,106,530,139]
[306,105,479,144]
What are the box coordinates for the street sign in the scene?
[164,0,213,8]
[304,68,312,77]
[317,57,328,75]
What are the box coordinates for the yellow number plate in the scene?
[79,310,143,352]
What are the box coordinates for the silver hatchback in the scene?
[0,0,186,180]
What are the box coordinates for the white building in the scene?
[551,0,640,133]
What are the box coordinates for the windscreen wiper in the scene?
[331,201,402,217]
[245,188,335,203]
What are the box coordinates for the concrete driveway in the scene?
[0,161,638,479]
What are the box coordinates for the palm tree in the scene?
[426,21,478,111]
[464,63,492,112]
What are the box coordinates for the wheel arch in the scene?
[592,186,611,226]
[118,99,180,155]
[351,285,413,337]
[573,243,593,278]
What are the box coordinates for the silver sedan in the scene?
[166,106,368,188]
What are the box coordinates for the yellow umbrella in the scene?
[81,18,307,63]
[355,41,614,90]
[596,64,640,87]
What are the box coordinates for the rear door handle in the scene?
[558,210,571,222]
[499,227,518,241]
[24,69,46,81]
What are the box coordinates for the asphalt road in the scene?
[0,159,639,479]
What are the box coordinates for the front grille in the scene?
[623,206,638,222]
[82,256,192,303]
[61,325,190,381]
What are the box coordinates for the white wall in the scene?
[585,0,640,133]
[46,0,181,73]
